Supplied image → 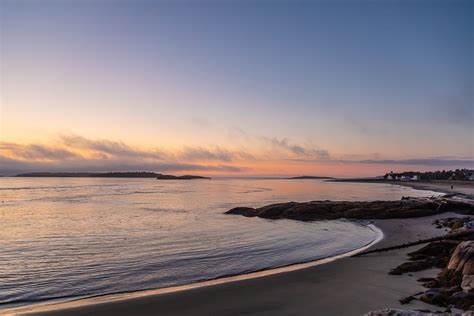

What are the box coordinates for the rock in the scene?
[258,202,299,219]
[365,309,443,316]
[462,275,474,292]
[452,291,474,300]
[446,241,474,292]
[390,260,434,275]
[418,277,437,283]
[225,197,474,221]
[408,240,459,260]
[419,289,447,305]
[390,242,455,276]
[226,207,257,217]
[399,295,416,304]
[442,286,461,296]
[417,277,441,288]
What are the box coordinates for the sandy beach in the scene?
[11,182,473,316]
[394,181,474,196]
[19,221,455,315]
[335,179,474,196]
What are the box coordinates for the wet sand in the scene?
[394,180,474,196]
[334,179,474,196]
[17,213,459,316]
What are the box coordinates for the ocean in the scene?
[0,177,438,309]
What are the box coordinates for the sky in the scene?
[0,0,473,177]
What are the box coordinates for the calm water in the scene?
[0,178,438,309]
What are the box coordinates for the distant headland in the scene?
[15,172,211,180]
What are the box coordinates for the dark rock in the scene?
[399,295,416,304]
[390,260,434,275]
[443,286,461,294]
[418,277,440,288]
[226,207,257,217]
[452,291,474,300]
[419,289,447,305]
[424,280,440,288]
[225,197,474,221]
[407,241,459,260]
[257,202,299,219]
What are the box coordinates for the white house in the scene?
[411,175,419,181]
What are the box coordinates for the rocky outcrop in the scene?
[446,241,474,293]
[226,197,474,221]
[412,241,474,311]
[365,309,443,315]
[389,240,460,275]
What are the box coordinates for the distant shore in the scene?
[14,172,211,180]
[333,178,474,196]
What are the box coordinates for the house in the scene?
[411,175,419,181]
[384,172,395,180]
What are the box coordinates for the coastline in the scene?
[333,179,474,196]
[392,181,474,196]
[15,216,456,316]
[6,224,383,315]
[11,182,473,315]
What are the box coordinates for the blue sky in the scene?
[1,0,472,176]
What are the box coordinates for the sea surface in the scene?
[0,177,439,309]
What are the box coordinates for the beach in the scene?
[15,182,473,316]
[3,0,472,314]
[19,215,450,316]
[394,180,474,196]
[334,179,474,196]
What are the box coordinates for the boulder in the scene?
[419,289,446,305]
[447,241,474,292]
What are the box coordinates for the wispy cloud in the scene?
[0,135,248,175]
[1,133,472,176]
[0,142,81,160]
[0,157,244,175]
[179,147,235,162]
[354,158,474,167]
[59,134,164,160]
[262,137,330,160]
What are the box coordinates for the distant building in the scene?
[384,172,420,181]
[400,175,411,181]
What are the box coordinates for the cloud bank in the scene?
[1,134,472,176]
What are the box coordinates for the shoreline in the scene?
[5,224,383,315]
[333,179,474,196]
[9,182,473,315]
[13,215,457,316]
